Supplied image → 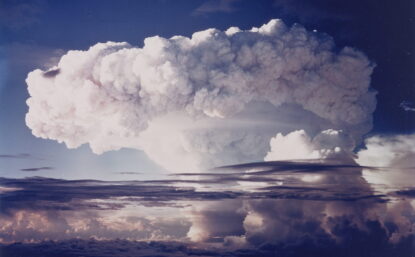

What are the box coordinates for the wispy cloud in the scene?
[0,153,33,159]
[114,171,142,175]
[192,0,240,16]
[0,0,45,30]
[400,100,415,112]
[20,166,53,172]
[272,0,352,24]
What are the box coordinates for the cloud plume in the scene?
[25,19,376,171]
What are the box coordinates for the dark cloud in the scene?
[0,176,243,214]
[42,67,60,78]
[0,170,386,215]
[115,171,142,175]
[0,153,34,159]
[0,160,400,215]
[214,160,367,174]
[0,232,413,257]
[176,160,373,177]
[0,239,220,257]
[395,189,415,198]
[20,166,53,172]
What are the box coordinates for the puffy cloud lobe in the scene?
[26,19,376,171]
[264,129,355,162]
[357,134,415,168]
[358,134,415,190]
[265,130,317,161]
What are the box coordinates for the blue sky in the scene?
[0,0,414,180]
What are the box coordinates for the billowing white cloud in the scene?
[25,19,376,171]
[264,130,317,161]
[264,129,355,162]
[357,134,415,168]
[358,134,415,190]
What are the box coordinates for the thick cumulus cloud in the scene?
[357,134,415,190]
[357,134,415,168]
[26,19,376,171]
[264,129,355,162]
[182,163,415,252]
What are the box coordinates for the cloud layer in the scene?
[25,19,376,171]
[0,160,414,255]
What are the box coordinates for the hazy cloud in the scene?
[0,153,33,159]
[0,0,45,30]
[272,0,352,24]
[400,100,415,112]
[192,0,240,16]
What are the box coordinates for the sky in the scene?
[0,0,414,256]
